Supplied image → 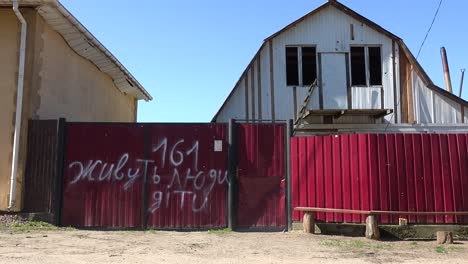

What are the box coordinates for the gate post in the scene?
[54,118,66,226]
[286,119,294,231]
[227,119,238,230]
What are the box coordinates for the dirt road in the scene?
[0,229,467,264]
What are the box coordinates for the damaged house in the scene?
[212,0,468,133]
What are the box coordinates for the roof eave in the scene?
[1,0,152,101]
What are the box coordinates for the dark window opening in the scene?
[286,47,299,86]
[369,47,382,85]
[302,47,317,86]
[351,47,366,85]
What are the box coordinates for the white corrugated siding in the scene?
[214,4,466,125]
[352,87,381,109]
[413,71,462,124]
[465,106,468,123]
[216,77,247,122]
[270,6,396,121]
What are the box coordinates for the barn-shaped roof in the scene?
[212,0,468,122]
[0,0,152,101]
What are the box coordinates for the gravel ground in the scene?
[0,227,467,264]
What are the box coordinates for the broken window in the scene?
[351,47,366,85]
[302,47,317,86]
[286,47,299,86]
[369,47,382,85]
[350,46,382,86]
[286,46,317,86]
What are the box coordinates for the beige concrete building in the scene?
[0,0,152,212]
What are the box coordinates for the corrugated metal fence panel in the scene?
[146,124,227,228]
[237,124,286,228]
[62,124,145,228]
[23,120,58,213]
[291,134,468,224]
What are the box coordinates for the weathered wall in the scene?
[34,14,136,122]
[0,9,19,210]
[1,8,138,211]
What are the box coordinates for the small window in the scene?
[350,46,382,86]
[302,47,317,86]
[285,46,317,86]
[368,47,382,85]
[286,47,299,86]
[351,47,366,85]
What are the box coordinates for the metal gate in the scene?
[236,123,287,229]
[61,123,228,228]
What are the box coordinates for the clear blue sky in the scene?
[60,0,467,122]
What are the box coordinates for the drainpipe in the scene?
[9,0,27,211]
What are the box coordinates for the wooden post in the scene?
[437,231,453,244]
[365,215,380,240]
[303,212,315,233]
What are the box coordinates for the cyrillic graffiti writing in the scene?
[67,139,227,213]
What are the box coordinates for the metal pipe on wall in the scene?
[459,69,465,98]
[440,47,453,93]
[9,0,28,211]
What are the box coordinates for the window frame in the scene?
[349,45,383,88]
[285,45,318,87]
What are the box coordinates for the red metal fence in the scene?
[62,123,228,228]
[291,134,468,224]
[237,124,286,228]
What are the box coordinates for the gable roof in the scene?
[0,0,152,101]
[212,0,468,122]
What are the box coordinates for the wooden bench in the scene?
[295,207,468,240]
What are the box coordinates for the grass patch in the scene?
[435,245,447,254]
[320,239,392,250]
[6,221,61,232]
[208,228,232,234]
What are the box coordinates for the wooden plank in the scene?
[251,65,255,122]
[257,56,262,120]
[461,104,465,123]
[406,58,415,123]
[400,50,409,123]
[318,53,324,109]
[295,207,468,215]
[245,72,249,123]
[345,53,351,109]
[295,207,372,214]
[392,41,398,123]
[293,86,297,121]
[269,40,276,122]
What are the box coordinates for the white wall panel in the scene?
[465,106,468,123]
[413,72,433,123]
[413,71,462,124]
[216,78,246,123]
[259,43,272,120]
[352,87,381,109]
